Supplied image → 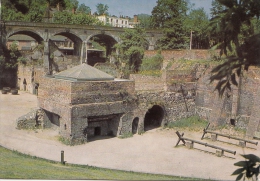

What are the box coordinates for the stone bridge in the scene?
[0,21,163,74]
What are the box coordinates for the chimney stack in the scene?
[134,15,138,23]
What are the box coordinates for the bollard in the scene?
[61,150,64,165]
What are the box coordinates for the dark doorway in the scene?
[94,127,101,136]
[132,117,139,134]
[230,119,236,126]
[144,105,164,131]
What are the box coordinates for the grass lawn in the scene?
[0,146,194,180]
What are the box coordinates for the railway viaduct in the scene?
[0,21,163,74]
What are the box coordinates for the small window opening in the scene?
[230,119,236,126]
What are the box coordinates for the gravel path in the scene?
[0,91,259,180]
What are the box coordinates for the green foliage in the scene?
[165,116,208,131]
[2,41,23,69]
[151,0,189,49]
[95,3,109,16]
[119,132,133,139]
[140,53,164,71]
[53,11,102,25]
[64,0,79,10]
[232,154,260,180]
[209,0,260,97]
[137,14,152,29]
[17,56,27,65]
[77,4,91,14]
[184,8,210,49]
[2,4,24,21]
[1,0,98,25]
[114,28,148,78]
[23,1,46,22]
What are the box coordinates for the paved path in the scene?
[0,91,259,180]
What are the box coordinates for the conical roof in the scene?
[54,63,114,81]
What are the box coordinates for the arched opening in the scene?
[144,105,164,131]
[132,117,139,134]
[87,34,117,66]
[52,32,82,56]
[8,30,43,44]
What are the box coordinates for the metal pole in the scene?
[190,30,192,50]
[61,150,64,164]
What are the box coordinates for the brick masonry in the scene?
[16,50,260,142]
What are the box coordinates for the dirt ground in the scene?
[0,91,259,180]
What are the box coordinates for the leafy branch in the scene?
[232,154,260,180]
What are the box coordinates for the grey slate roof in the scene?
[54,63,114,81]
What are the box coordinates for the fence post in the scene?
[61,150,64,164]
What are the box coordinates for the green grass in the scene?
[0,145,194,180]
[165,115,208,131]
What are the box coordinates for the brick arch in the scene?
[7,29,44,43]
[85,32,120,43]
[51,31,83,56]
[85,32,119,63]
[143,104,166,131]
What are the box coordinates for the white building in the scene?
[97,15,140,28]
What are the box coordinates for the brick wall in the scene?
[144,49,218,61]
[130,74,164,91]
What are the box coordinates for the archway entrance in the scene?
[87,34,117,66]
[132,117,139,134]
[144,105,164,131]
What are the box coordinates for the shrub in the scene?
[140,53,164,71]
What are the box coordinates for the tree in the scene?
[77,4,91,14]
[95,3,109,16]
[64,0,78,12]
[184,8,210,49]
[2,0,25,21]
[24,0,46,22]
[150,0,189,49]
[53,11,102,25]
[209,0,260,96]
[137,14,151,29]
[114,28,148,78]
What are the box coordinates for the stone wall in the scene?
[38,76,136,142]
[144,49,218,61]
[135,85,196,125]
[17,65,45,94]
[130,74,164,91]
[16,108,51,129]
[38,77,72,105]
[70,80,135,105]
[195,66,260,138]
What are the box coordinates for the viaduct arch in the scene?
[1,21,163,75]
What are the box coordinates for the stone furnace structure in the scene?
[38,63,135,143]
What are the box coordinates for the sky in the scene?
[78,0,213,17]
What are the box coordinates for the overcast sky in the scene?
[78,0,213,17]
